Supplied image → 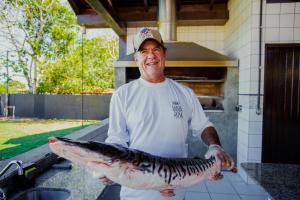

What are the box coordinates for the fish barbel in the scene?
[48,137,228,193]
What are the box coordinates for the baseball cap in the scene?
[133,27,165,52]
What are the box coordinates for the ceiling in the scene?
[68,0,229,36]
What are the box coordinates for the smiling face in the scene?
[134,40,166,83]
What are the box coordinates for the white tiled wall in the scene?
[177,26,224,54]
[264,2,300,43]
[224,0,253,177]
[224,0,300,182]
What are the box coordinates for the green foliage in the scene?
[0,80,28,94]
[0,84,5,94]
[0,0,78,93]
[0,119,97,159]
[37,36,118,94]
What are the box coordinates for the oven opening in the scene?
[126,67,226,111]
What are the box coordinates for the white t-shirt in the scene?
[105,77,213,200]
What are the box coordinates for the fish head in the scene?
[48,137,126,166]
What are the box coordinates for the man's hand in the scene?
[205,144,237,172]
[99,176,114,185]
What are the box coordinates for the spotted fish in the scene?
[48,137,228,195]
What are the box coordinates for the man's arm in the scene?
[201,126,237,172]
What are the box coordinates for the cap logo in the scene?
[134,27,164,51]
[139,28,154,40]
[140,27,150,34]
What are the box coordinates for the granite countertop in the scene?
[10,160,106,200]
[241,162,300,200]
[36,160,105,200]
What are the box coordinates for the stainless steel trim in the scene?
[158,0,176,41]
[204,110,224,113]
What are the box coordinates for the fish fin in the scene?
[159,189,175,197]
[211,172,224,180]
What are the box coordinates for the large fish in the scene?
[48,137,231,196]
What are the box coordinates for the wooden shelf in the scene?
[197,95,224,99]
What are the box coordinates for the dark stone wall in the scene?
[0,94,111,120]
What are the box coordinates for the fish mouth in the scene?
[48,137,58,143]
[48,137,74,144]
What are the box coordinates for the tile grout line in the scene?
[204,181,213,200]
[222,174,243,200]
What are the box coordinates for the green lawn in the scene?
[0,119,99,160]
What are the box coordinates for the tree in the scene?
[0,80,28,94]
[0,0,78,94]
[37,36,118,94]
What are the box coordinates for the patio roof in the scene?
[67,0,229,36]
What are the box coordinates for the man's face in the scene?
[134,40,166,82]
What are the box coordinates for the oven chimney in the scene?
[158,0,177,41]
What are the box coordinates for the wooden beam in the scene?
[77,14,109,28]
[210,0,215,10]
[176,0,181,12]
[144,0,149,12]
[177,19,227,26]
[117,4,228,24]
[84,0,126,36]
[119,35,127,59]
[67,0,80,14]
[73,3,229,28]
[126,19,227,27]
[178,10,229,21]
[178,4,228,21]
[117,6,157,22]
[126,21,157,27]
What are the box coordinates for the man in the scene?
[103,27,235,200]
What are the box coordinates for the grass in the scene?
[0,118,99,160]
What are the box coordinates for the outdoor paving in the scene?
[184,172,270,200]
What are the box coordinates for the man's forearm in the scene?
[201,126,221,146]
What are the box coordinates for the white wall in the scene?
[224,0,255,182]
[224,0,300,182]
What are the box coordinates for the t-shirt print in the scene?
[172,101,183,119]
